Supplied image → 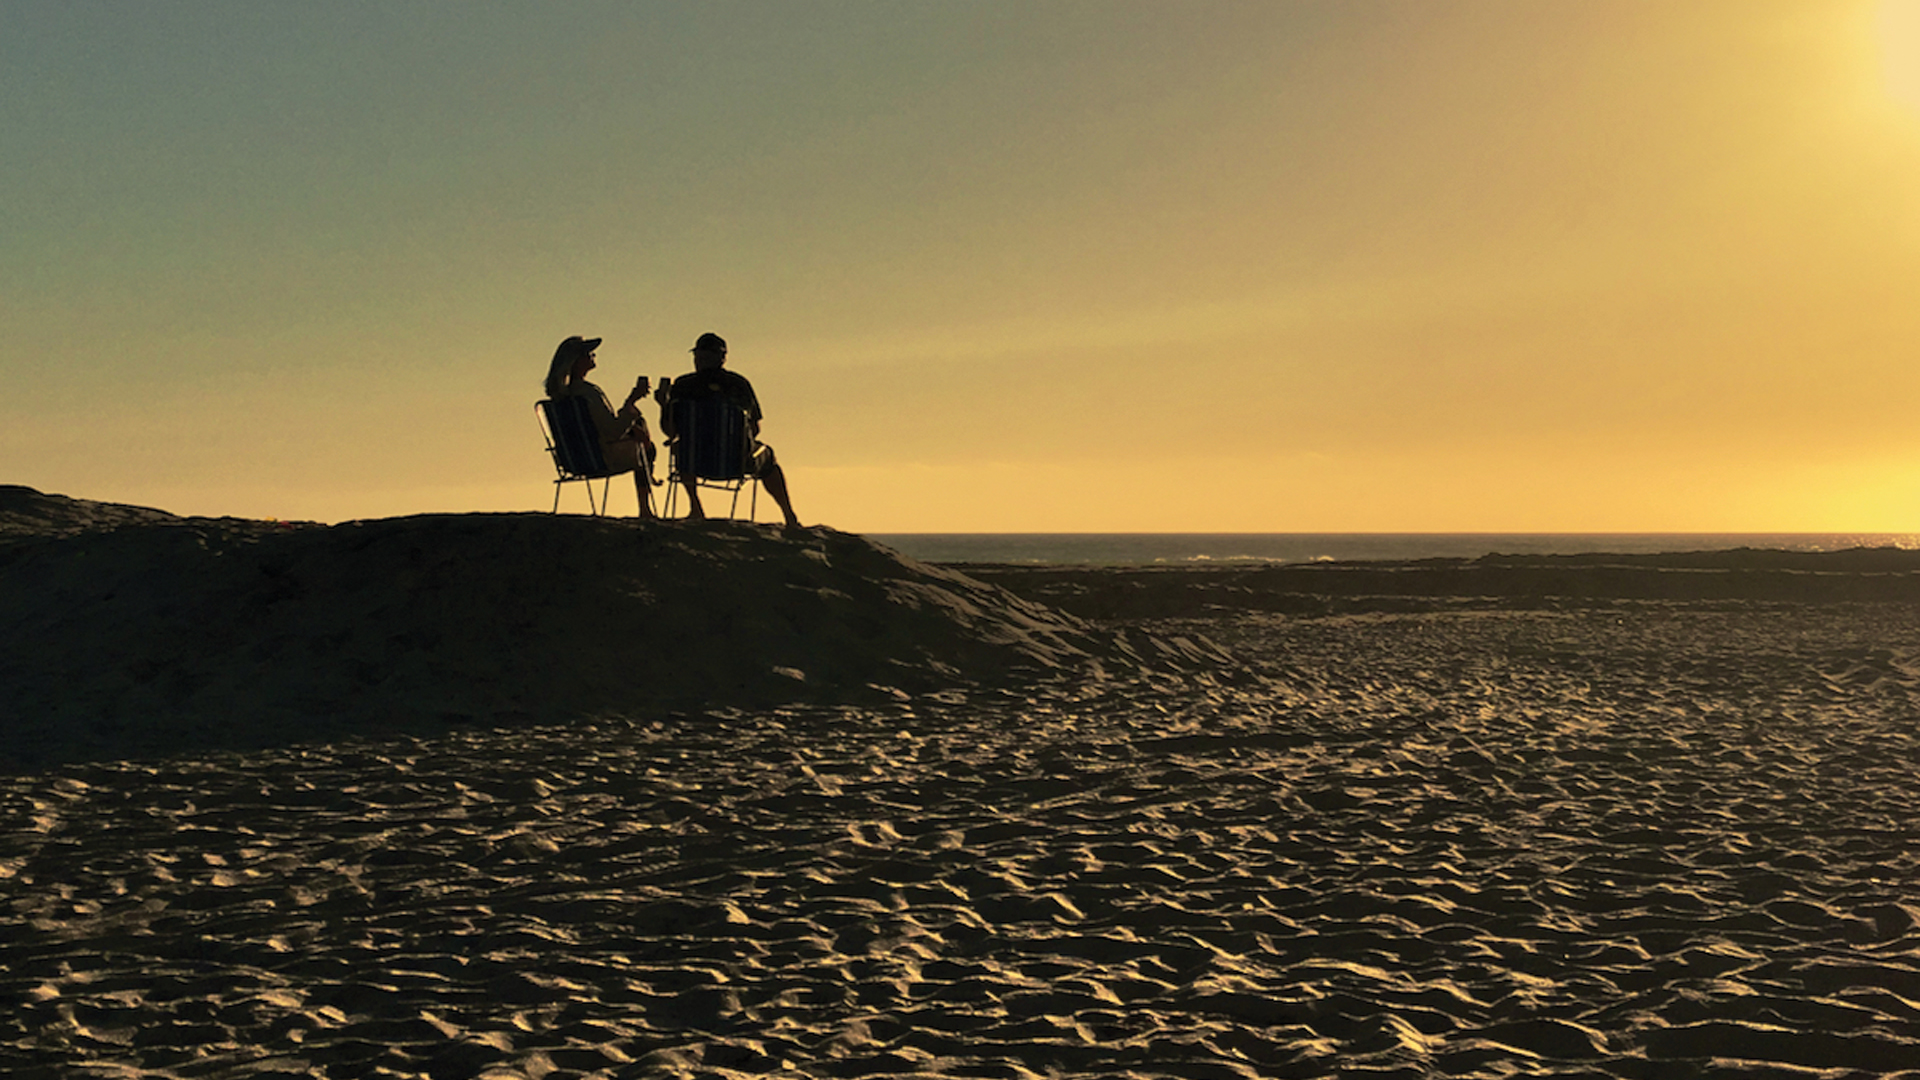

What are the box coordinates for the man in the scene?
[659,332,801,527]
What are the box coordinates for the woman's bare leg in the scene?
[633,472,654,519]
[606,438,654,519]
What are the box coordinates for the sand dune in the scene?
[0,487,1215,767]
[5,487,1920,1077]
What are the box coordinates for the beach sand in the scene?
[5,488,1920,1077]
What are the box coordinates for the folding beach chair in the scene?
[663,395,760,521]
[536,397,616,515]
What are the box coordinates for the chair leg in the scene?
[725,480,753,522]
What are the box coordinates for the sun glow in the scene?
[1881,0,1920,111]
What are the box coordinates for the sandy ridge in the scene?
[0,488,1221,767]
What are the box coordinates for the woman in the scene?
[543,335,658,517]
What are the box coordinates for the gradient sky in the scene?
[7,1,1920,531]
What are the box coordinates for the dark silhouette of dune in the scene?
[0,487,1211,767]
[0,483,180,539]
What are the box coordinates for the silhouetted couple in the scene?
[543,332,800,527]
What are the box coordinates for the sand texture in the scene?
[6,489,1920,1077]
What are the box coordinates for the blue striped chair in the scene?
[536,397,616,515]
[663,395,760,521]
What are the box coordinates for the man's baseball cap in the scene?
[692,332,727,353]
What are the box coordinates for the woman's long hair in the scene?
[544,337,584,399]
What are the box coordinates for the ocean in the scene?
[871,532,1920,566]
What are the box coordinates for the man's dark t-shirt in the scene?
[670,369,762,425]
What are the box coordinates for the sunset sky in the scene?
[6,1,1920,531]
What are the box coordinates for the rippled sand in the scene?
[8,601,1920,1078]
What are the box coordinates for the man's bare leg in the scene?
[680,478,706,520]
[760,462,801,528]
